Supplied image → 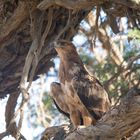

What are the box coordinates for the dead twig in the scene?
[104,54,140,89]
[15,8,53,140]
[27,8,53,90]
[55,9,71,41]
[0,131,9,140]
[0,92,27,140]
[92,6,100,46]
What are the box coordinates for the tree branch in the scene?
[38,0,104,11]
[113,0,140,10]
[104,53,140,88]
[0,1,36,45]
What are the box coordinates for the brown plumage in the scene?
[50,41,111,127]
[50,82,70,118]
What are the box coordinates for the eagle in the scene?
[50,41,111,127]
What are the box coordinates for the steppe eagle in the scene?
[50,41,110,127]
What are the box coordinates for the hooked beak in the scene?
[53,41,63,48]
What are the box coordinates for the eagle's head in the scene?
[53,41,77,58]
[53,41,84,68]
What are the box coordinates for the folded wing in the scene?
[71,75,111,120]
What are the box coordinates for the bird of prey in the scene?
[50,41,111,127]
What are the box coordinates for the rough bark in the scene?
[41,88,140,140]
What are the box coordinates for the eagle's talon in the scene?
[77,125,86,130]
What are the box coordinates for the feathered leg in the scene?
[69,108,81,127]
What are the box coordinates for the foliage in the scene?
[128,28,140,40]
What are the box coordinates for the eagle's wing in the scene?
[50,82,70,118]
[71,75,111,120]
[53,99,70,118]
